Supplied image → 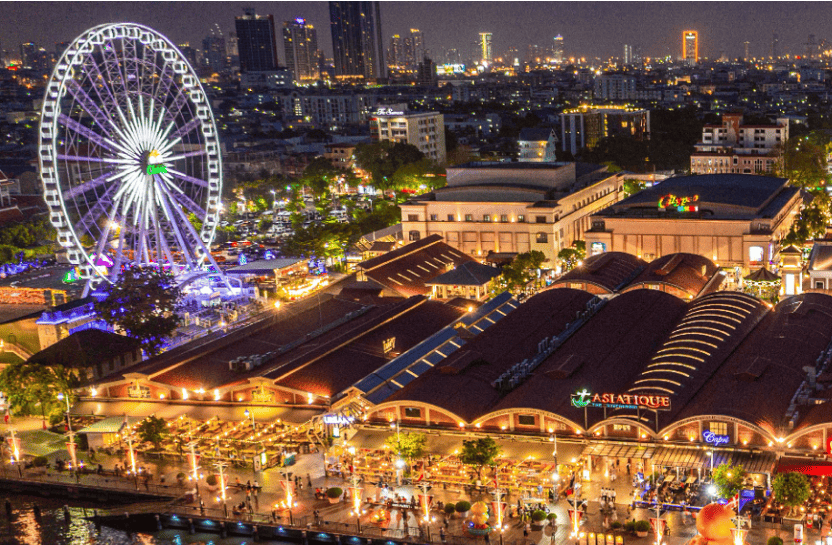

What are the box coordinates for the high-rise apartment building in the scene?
[202,24,228,73]
[389,35,404,68]
[683,30,698,64]
[283,18,319,82]
[404,29,425,69]
[369,105,446,164]
[479,32,492,64]
[235,8,279,72]
[177,43,199,69]
[623,44,633,65]
[743,41,750,61]
[559,105,650,156]
[329,1,385,81]
[553,34,564,63]
[690,113,789,175]
[19,42,36,69]
[771,33,780,58]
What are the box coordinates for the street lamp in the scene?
[395,458,405,486]
[57,392,77,471]
[244,408,256,431]
[215,461,229,517]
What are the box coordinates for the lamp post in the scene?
[188,440,201,496]
[244,408,256,432]
[215,461,229,516]
[57,392,78,472]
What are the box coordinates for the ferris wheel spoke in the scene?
[73,182,118,235]
[165,169,209,188]
[78,57,126,130]
[155,179,213,263]
[168,117,202,141]
[64,169,118,200]
[64,79,123,135]
[166,149,207,162]
[155,189,196,268]
[58,115,119,154]
[56,154,132,165]
[101,42,130,107]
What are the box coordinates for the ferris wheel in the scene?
[38,23,223,288]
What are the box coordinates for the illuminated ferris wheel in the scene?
[38,23,223,288]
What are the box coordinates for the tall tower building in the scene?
[405,29,425,70]
[743,41,750,61]
[177,42,199,69]
[553,34,564,64]
[19,42,36,69]
[683,30,698,64]
[235,8,279,72]
[329,1,385,81]
[479,32,492,63]
[283,18,319,81]
[389,35,404,68]
[202,25,227,73]
[623,44,633,65]
[771,33,779,59]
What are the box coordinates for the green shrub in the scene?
[205,475,218,486]
[624,521,635,532]
[444,503,456,514]
[546,513,557,522]
[32,456,48,467]
[455,501,471,513]
[767,538,784,545]
[611,521,622,530]
[176,472,186,480]
[326,487,343,498]
[634,521,650,532]
[531,510,547,522]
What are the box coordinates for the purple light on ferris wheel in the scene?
[95,254,114,268]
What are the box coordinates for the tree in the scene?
[622,179,647,197]
[136,415,168,451]
[772,472,811,515]
[355,141,426,189]
[384,431,427,467]
[712,463,746,500]
[783,192,830,246]
[0,361,79,425]
[96,266,182,356]
[779,132,831,189]
[459,437,501,481]
[491,250,547,294]
[558,240,586,272]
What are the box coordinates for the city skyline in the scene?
[2,2,832,65]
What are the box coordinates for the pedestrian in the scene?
[253,480,259,495]
[523,523,529,538]
[626,461,631,476]
[440,526,446,543]
[307,473,312,487]
[484,532,490,544]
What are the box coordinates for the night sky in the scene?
[2,2,832,62]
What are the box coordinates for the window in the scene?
[108,359,115,371]
[465,214,473,222]
[447,214,455,222]
[517,415,535,426]
[536,215,547,223]
[500,215,508,223]
[483,214,491,222]
[407,214,419,222]
[749,246,764,263]
[404,407,422,418]
[517,215,525,222]
[613,424,631,431]
[709,422,728,436]
[429,214,438,221]
[817,281,825,289]
[536,232,548,243]
[409,230,421,241]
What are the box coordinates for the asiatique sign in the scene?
[570,389,671,411]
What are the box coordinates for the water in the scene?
[0,496,275,545]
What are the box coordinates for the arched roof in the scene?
[552,252,646,293]
[622,253,721,297]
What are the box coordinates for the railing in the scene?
[0,465,179,497]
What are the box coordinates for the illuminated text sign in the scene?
[658,194,699,212]
[323,414,355,425]
[703,431,730,446]
[147,164,168,175]
[376,108,405,116]
[570,389,671,410]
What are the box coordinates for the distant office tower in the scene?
[553,34,564,63]
[404,29,425,70]
[283,18,319,81]
[55,41,70,59]
[177,43,199,68]
[623,44,633,65]
[19,42,36,69]
[806,34,817,60]
[771,33,779,59]
[683,30,698,64]
[444,48,460,64]
[202,24,227,73]
[389,35,404,68]
[329,1,385,81]
[235,8,279,72]
[743,41,750,61]
[479,32,492,63]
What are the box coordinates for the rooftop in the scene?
[552,252,646,293]
[426,261,502,287]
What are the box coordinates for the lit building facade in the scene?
[585,174,802,274]
[399,162,625,265]
[690,113,788,175]
[479,32,492,63]
[683,30,698,64]
[283,18,319,82]
[518,128,558,162]
[553,34,564,63]
[594,73,637,101]
[235,9,279,72]
[369,106,446,163]
[329,1,385,81]
[559,105,650,156]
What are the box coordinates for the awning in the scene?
[652,447,705,469]
[344,428,584,462]
[71,400,323,425]
[652,447,777,474]
[76,415,143,435]
[583,442,655,460]
[777,456,832,476]
[15,430,66,458]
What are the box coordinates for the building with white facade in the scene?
[690,113,788,175]
[594,73,637,101]
[518,128,558,162]
[369,105,446,164]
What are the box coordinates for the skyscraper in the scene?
[743,41,750,61]
[202,25,227,73]
[683,30,698,64]
[623,44,633,65]
[479,32,492,63]
[553,35,564,64]
[329,1,385,81]
[283,18,319,82]
[772,33,780,59]
[389,35,404,68]
[404,28,425,70]
[235,8,279,72]
[177,42,199,69]
[19,42,36,69]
